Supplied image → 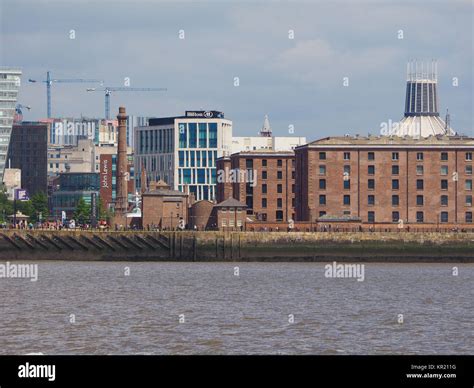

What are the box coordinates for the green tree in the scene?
[31,192,49,222]
[17,200,34,219]
[97,197,111,222]
[0,191,13,222]
[73,197,91,225]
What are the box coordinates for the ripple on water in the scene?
[0,261,472,354]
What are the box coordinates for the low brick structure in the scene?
[141,180,189,230]
[189,200,215,230]
[214,197,247,231]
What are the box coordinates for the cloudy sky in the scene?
[1,0,472,140]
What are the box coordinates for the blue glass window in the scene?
[203,186,209,200]
[179,123,187,148]
[183,169,191,184]
[188,123,197,148]
[202,151,207,167]
[211,169,216,184]
[150,130,154,152]
[199,123,207,148]
[159,130,163,152]
[197,151,201,167]
[197,169,206,184]
[209,123,217,148]
[179,151,185,167]
[190,151,195,167]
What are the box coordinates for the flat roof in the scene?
[298,135,474,149]
[148,110,226,126]
[230,150,295,157]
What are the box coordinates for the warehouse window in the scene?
[441,195,448,206]
[440,212,448,223]
[416,212,424,223]
[392,195,399,206]
[343,195,350,205]
[368,195,375,206]
[466,212,473,223]
[416,195,424,206]
[368,211,375,223]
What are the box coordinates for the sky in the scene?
[1,0,473,140]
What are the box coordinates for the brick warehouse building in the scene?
[216,150,296,222]
[295,135,474,226]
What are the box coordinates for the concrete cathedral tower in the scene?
[394,61,455,138]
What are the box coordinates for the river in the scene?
[0,261,472,354]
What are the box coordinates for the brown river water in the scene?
[0,261,472,354]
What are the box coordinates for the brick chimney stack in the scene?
[115,106,128,217]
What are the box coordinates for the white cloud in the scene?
[271,39,402,86]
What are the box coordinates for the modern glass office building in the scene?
[134,111,232,201]
[0,68,22,183]
[51,172,100,217]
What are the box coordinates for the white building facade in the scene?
[134,111,232,201]
[231,136,306,154]
[0,68,22,183]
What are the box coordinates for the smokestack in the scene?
[140,163,147,194]
[115,106,128,216]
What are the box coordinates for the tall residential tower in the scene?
[0,68,22,183]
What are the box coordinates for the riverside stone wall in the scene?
[0,230,473,262]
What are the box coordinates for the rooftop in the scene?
[214,197,247,208]
[230,149,295,157]
[301,135,474,148]
[143,189,187,197]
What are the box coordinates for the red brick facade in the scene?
[214,198,247,231]
[216,151,296,223]
[141,184,189,230]
[189,200,215,230]
[99,154,135,209]
[295,136,474,226]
